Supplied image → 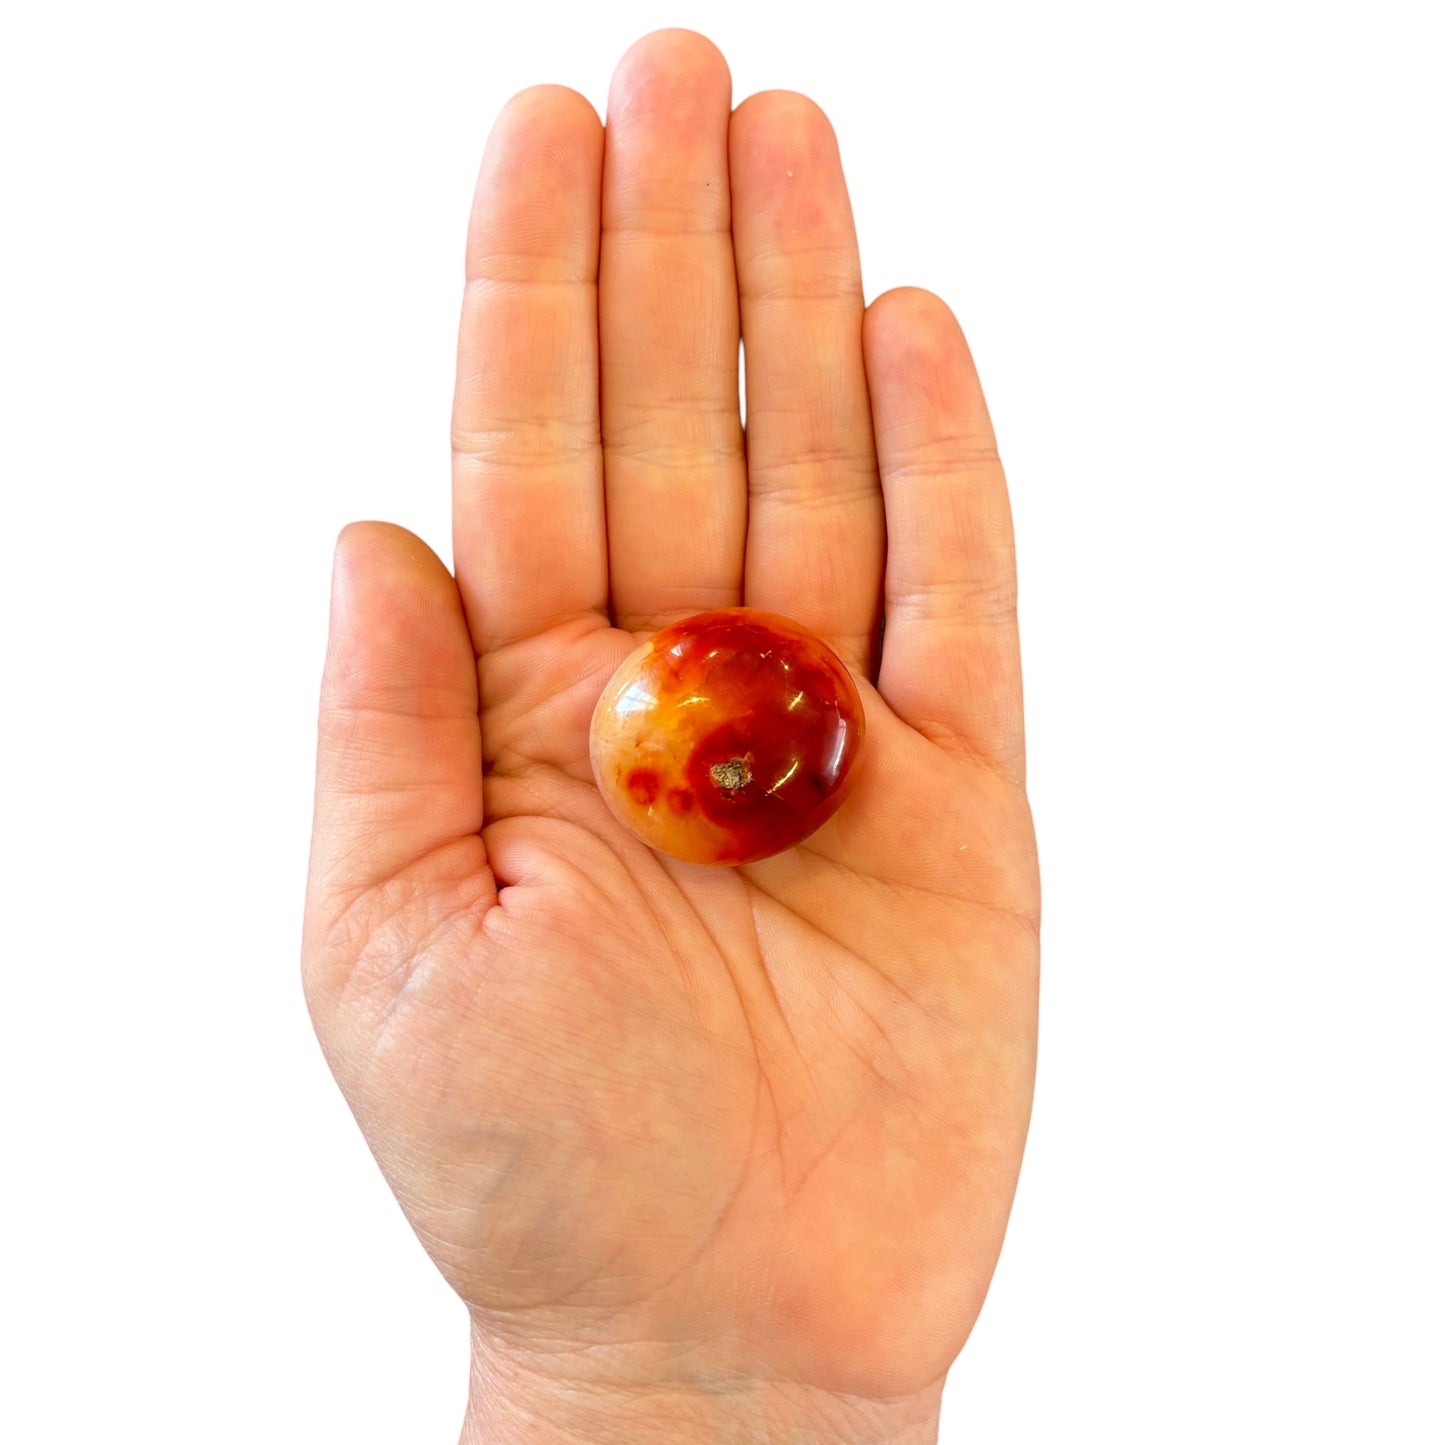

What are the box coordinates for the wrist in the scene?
[460,1328,942,1445]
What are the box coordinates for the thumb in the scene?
[303,521,487,955]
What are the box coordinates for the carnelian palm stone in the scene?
[589,608,866,866]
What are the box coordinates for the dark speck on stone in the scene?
[710,758,751,792]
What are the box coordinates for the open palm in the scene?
[303,30,1038,1437]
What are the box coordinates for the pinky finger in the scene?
[863,287,1025,779]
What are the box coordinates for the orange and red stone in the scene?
[589,609,866,865]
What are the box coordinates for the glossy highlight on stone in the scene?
[589,608,866,866]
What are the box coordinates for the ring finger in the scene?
[730,91,884,674]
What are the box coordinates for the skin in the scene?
[302,29,1039,1445]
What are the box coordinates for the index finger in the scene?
[451,86,608,655]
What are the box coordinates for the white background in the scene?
[3,1,1441,1440]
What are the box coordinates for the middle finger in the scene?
[600,30,746,635]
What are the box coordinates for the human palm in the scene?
[303,30,1038,1438]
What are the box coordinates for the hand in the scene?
[303,29,1039,1445]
